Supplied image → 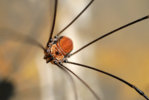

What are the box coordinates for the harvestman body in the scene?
[44,36,73,63]
[11,0,149,100]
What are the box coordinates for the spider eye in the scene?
[55,51,59,55]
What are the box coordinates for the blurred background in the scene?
[0,0,149,100]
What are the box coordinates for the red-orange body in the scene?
[44,36,73,63]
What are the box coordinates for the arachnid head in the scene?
[44,36,73,63]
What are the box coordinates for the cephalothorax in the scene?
[25,0,149,99]
[44,36,73,63]
[1,0,149,99]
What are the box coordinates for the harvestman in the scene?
[16,0,149,100]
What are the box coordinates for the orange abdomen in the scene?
[56,36,73,56]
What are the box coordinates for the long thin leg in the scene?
[0,28,45,50]
[47,0,58,45]
[56,63,100,100]
[66,61,149,100]
[69,15,149,57]
[56,0,94,36]
[55,63,78,100]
